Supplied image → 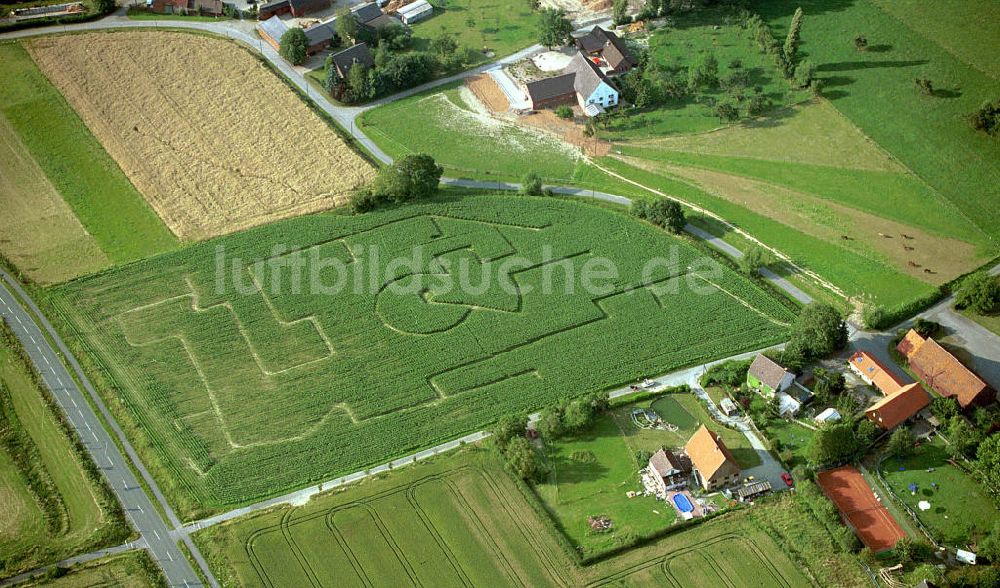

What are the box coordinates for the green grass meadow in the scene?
[410,0,538,62]
[755,0,1000,242]
[882,440,1000,546]
[49,192,793,516]
[0,42,178,266]
[194,449,815,587]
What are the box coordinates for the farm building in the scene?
[149,0,222,16]
[258,17,336,56]
[328,43,375,79]
[849,350,905,396]
[747,354,793,396]
[574,26,638,74]
[258,0,329,19]
[685,425,741,491]
[897,329,995,409]
[524,52,619,116]
[353,2,397,31]
[396,0,432,24]
[647,448,691,495]
[733,480,772,502]
[865,382,931,430]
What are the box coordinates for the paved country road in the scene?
[0,271,213,588]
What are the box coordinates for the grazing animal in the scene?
[840,235,853,240]
[878,232,892,238]
[901,234,914,239]
[903,245,915,251]
[908,261,921,268]
[924,268,935,274]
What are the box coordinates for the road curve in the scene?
[0,271,214,587]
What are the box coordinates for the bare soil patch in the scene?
[27,32,375,241]
[0,113,109,283]
[519,109,611,157]
[465,74,508,113]
[622,156,980,284]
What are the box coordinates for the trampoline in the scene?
[672,493,694,513]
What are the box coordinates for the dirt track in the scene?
[28,32,375,241]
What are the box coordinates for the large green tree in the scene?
[886,427,915,458]
[784,7,803,63]
[492,414,528,451]
[336,7,359,43]
[789,303,848,359]
[946,416,982,459]
[373,154,444,203]
[279,28,310,66]
[955,272,1000,315]
[504,437,542,481]
[537,8,573,49]
[613,0,629,26]
[806,422,860,466]
[977,434,1000,493]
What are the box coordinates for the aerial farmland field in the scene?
[26,32,375,242]
[50,192,794,515]
[194,450,815,587]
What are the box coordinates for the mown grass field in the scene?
[535,390,759,557]
[0,326,129,577]
[0,41,177,272]
[410,0,538,62]
[50,192,795,516]
[18,551,165,588]
[194,449,817,587]
[882,440,1000,546]
[755,0,1000,242]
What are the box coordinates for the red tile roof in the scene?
[865,383,931,430]
[897,329,993,409]
[849,351,905,396]
[684,425,739,483]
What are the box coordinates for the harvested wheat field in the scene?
[27,32,375,241]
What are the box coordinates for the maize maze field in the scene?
[51,194,795,513]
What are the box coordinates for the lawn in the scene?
[534,414,679,557]
[126,7,230,21]
[534,388,763,557]
[600,7,810,140]
[754,0,1000,242]
[0,42,177,269]
[409,0,538,62]
[194,448,815,587]
[761,417,815,468]
[49,191,794,517]
[0,325,130,577]
[882,440,1000,546]
[17,551,164,587]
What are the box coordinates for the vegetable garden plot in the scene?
[52,194,794,512]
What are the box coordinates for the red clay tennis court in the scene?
[816,465,907,552]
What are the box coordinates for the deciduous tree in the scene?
[955,272,1000,315]
[537,8,573,49]
[279,28,309,65]
[789,303,848,359]
[504,437,542,481]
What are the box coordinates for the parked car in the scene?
[781,472,794,487]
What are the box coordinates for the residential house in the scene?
[897,329,995,409]
[575,26,638,74]
[865,382,932,430]
[258,0,329,20]
[685,425,741,491]
[396,0,432,24]
[149,0,222,16]
[747,354,794,396]
[524,52,620,116]
[328,43,375,79]
[647,448,691,494]
[848,350,905,396]
[258,16,335,56]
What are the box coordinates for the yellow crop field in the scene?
[27,32,376,241]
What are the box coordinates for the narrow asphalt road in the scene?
[0,271,213,587]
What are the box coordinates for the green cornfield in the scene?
[52,193,794,515]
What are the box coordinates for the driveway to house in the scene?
[487,65,531,110]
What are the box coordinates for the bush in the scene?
[793,60,815,89]
[914,77,934,96]
[631,198,685,233]
[969,99,1000,136]
[372,154,444,203]
[554,104,573,119]
[520,171,543,196]
[279,28,309,65]
[349,188,380,214]
[954,272,1000,314]
[853,34,868,51]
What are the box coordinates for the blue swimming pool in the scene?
[673,493,694,513]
